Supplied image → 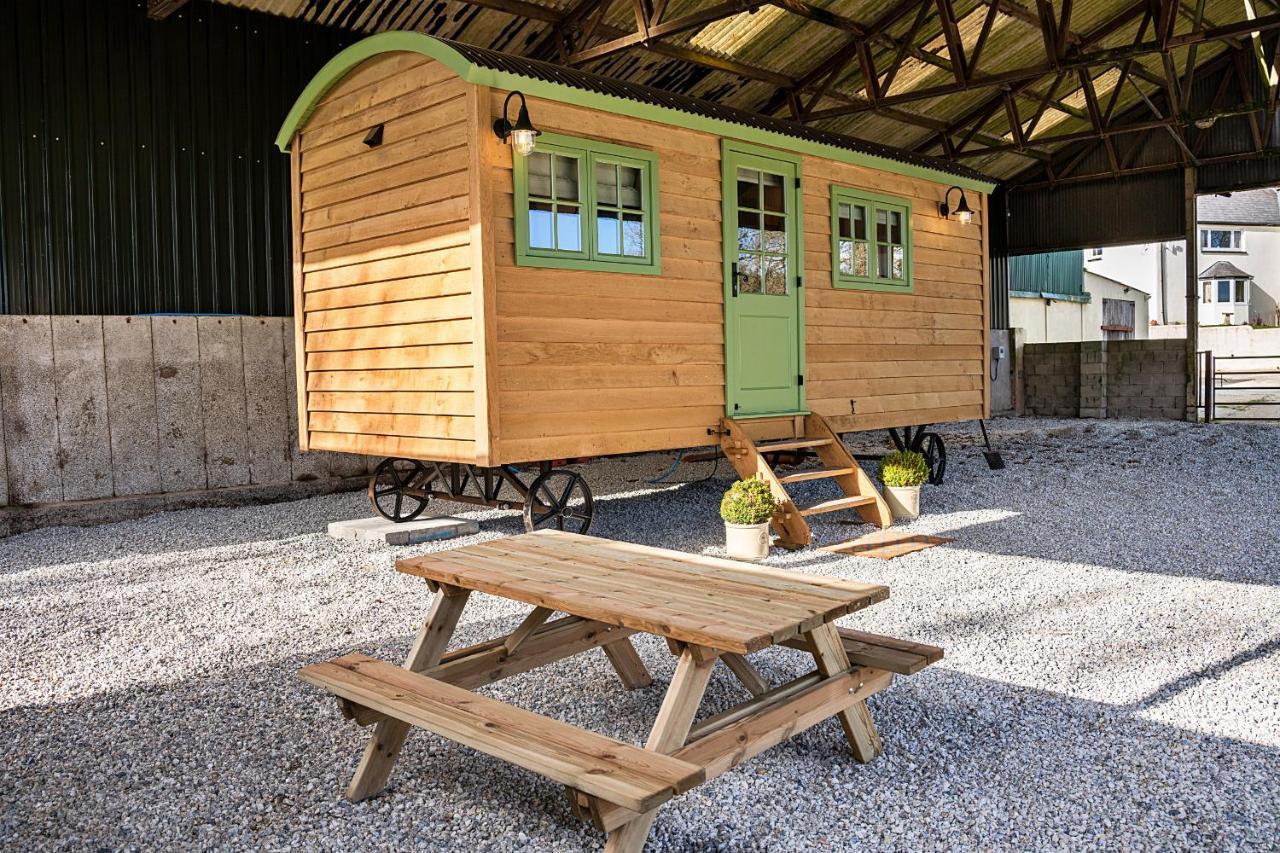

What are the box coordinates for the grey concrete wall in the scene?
[1023,339,1188,420]
[0,316,371,515]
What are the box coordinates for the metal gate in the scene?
[1201,352,1280,422]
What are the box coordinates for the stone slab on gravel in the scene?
[328,515,480,545]
[1,417,1277,852]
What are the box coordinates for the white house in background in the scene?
[1084,186,1280,327]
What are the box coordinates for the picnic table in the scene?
[300,530,942,851]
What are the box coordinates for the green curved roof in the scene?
[277,32,996,193]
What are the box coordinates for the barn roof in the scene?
[276,32,995,190]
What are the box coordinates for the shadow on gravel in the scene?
[2,643,1276,851]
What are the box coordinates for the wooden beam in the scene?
[146,0,189,19]
[565,1,755,65]
[935,0,969,84]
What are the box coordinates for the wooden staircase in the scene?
[719,413,892,549]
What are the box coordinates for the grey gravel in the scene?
[2,417,1278,852]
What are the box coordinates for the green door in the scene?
[722,142,805,417]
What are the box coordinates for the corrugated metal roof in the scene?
[440,37,992,182]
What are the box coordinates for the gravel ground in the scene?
[2,417,1278,852]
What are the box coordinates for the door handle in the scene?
[731,262,739,297]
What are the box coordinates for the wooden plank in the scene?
[302,272,472,311]
[308,411,475,441]
[101,317,160,497]
[197,317,250,489]
[302,196,469,254]
[292,141,310,453]
[501,405,723,439]
[601,638,654,690]
[300,96,467,174]
[603,646,714,852]
[284,322,332,482]
[497,291,723,324]
[306,366,474,392]
[496,363,723,392]
[780,627,944,675]
[301,169,469,234]
[498,317,719,345]
[344,587,470,802]
[303,144,469,212]
[303,222,472,275]
[721,653,769,696]
[305,653,704,814]
[303,247,471,294]
[302,71,465,151]
[302,52,431,129]
[497,426,713,464]
[241,318,292,485]
[308,391,475,417]
[0,317,62,503]
[302,125,469,194]
[51,317,113,501]
[499,386,723,415]
[468,83,500,466]
[304,319,473,353]
[804,623,883,763]
[151,317,207,492]
[305,294,474,332]
[497,342,723,367]
[309,430,478,463]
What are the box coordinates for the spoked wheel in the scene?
[522,469,594,533]
[918,432,947,485]
[368,457,432,522]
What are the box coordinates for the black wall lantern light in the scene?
[939,185,974,225]
[493,90,541,157]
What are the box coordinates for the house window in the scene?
[1214,279,1247,303]
[1200,229,1244,251]
[831,187,911,291]
[1088,248,1103,260]
[515,133,660,274]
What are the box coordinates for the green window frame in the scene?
[830,186,912,292]
[514,132,661,275]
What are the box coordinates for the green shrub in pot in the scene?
[719,478,776,560]
[879,450,928,520]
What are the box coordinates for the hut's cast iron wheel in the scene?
[919,432,947,485]
[368,457,432,522]
[523,469,594,533]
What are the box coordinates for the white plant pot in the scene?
[883,485,922,521]
[724,521,771,561]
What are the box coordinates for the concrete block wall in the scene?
[0,316,370,527]
[1023,338,1188,420]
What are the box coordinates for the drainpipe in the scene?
[1158,242,1169,324]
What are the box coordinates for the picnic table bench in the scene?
[300,530,943,851]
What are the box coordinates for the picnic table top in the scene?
[395,530,889,654]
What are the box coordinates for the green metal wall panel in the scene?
[1008,250,1087,302]
[0,0,350,315]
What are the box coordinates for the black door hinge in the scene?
[797,374,805,386]
[796,275,803,288]
[795,176,801,189]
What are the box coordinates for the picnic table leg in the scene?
[605,646,715,853]
[804,623,883,763]
[345,585,471,802]
[601,638,653,689]
[721,652,769,696]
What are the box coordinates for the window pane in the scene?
[595,162,617,207]
[737,168,759,209]
[597,209,620,255]
[529,202,554,249]
[876,209,889,242]
[553,155,579,202]
[763,256,787,295]
[738,210,760,250]
[619,166,643,210]
[888,210,903,244]
[837,204,851,239]
[1210,230,1229,248]
[622,213,645,257]
[1218,280,1231,302]
[1235,280,1245,302]
[762,172,786,213]
[852,205,867,240]
[737,253,761,294]
[855,242,868,277]
[877,244,889,278]
[556,205,581,251]
[839,240,854,274]
[762,214,786,253]
[528,152,553,199]
[891,245,904,280]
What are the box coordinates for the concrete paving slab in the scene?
[328,515,479,545]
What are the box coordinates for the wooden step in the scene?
[797,495,879,516]
[780,629,944,676]
[299,654,705,812]
[777,466,856,484]
[755,437,833,453]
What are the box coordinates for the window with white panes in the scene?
[831,187,912,292]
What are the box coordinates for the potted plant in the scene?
[879,450,929,521]
[719,477,777,561]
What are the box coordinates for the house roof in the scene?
[1198,260,1254,280]
[276,33,994,191]
[1197,188,1280,226]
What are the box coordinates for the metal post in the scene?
[1203,350,1214,423]
[1183,167,1200,421]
